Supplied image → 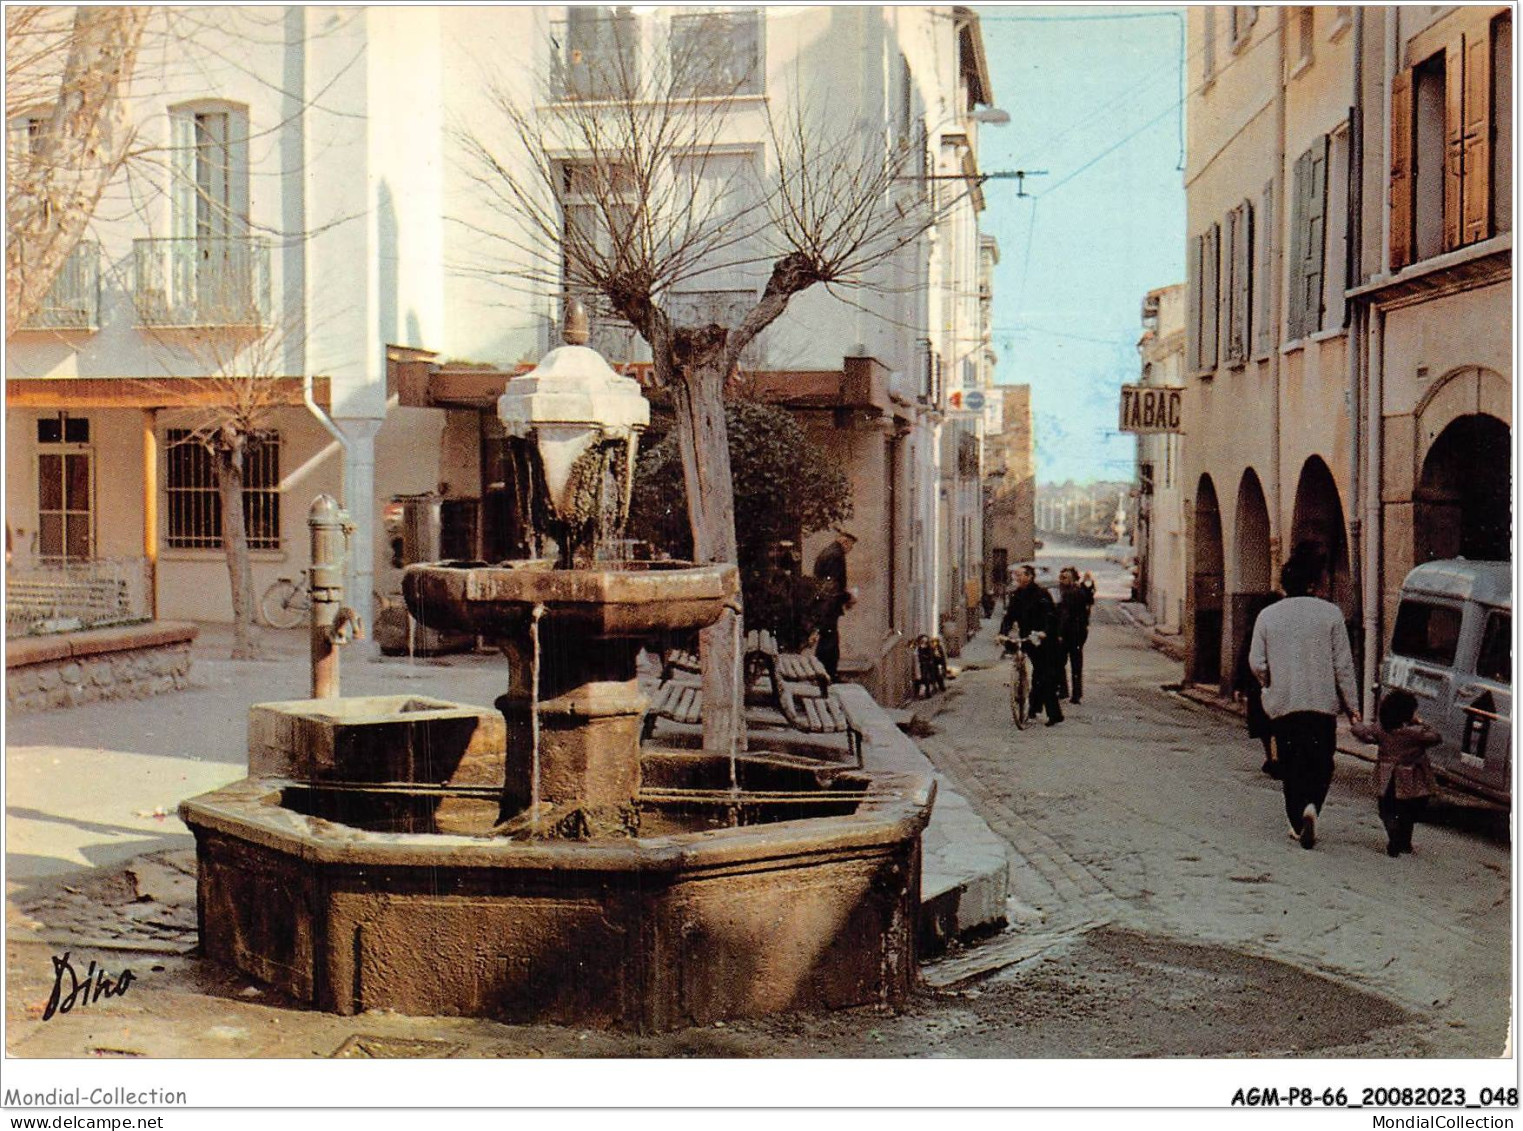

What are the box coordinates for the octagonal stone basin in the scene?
[402,559,739,639]
[181,752,934,1032]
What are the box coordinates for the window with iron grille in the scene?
[670,9,762,97]
[166,429,281,550]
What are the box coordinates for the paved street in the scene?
[3,583,1511,1058]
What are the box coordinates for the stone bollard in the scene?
[308,494,361,699]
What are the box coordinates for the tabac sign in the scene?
[1119,385,1183,434]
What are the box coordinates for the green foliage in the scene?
[629,399,853,646]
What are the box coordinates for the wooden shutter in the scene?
[1287,150,1309,338]
[1301,138,1327,336]
[1256,179,1274,355]
[1202,223,1220,368]
[1187,233,1202,371]
[1223,208,1239,362]
[1462,31,1492,244]
[1390,68,1414,269]
[1444,37,1465,251]
[1236,200,1253,359]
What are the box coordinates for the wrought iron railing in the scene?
[132,237,270,328]
[5,556,154,638]
[19,241,100,330]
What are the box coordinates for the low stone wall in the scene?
[6,621,198,714]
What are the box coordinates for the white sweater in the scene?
[1248,596,1359,720]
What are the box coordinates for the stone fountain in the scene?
[180,304,935,1031]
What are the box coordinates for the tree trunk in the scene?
[213,435,260,660]
[670,362,742,756]
[6,7,149,327]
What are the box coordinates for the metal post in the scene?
[309,494,360,699]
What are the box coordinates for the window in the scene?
[556,6,637,100]
[1295,7,1314,70]
[1390,599,1462,666]
[1254,177,1275,356]
[1223,200,1253,363]
[1391,13,1506,268]
[1492,12,1512,234]
[151,102,257,326]
[1287,137,1327,340]
[1412,51,1447,261]
[670,9,761,97]
[1477,612,1511,683]
[166,429,281,551]
[898,53,914,143]
[36,415,92,561]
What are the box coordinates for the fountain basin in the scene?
[403,559,739,638]
[180,754,934,1031]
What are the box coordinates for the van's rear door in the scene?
[1451,608,1511,802]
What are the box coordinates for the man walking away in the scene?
[1056,567,1096,704]
[1000,564,1064,726]
[812,530,857,682]
[1248,546,1361,848]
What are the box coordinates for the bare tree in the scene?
[456,10,962,753]
[134,313,305,660]
[6,5,150,327]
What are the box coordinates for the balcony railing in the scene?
[132,237,270,328]
[19,241,100,330]
[669,10,762,97]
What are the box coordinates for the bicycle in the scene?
[259,573,311,629]
[996,632,1039,729]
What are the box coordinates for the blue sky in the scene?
[976,5,1186,485]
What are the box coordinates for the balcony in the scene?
[18,242,100,331]
[132,237,270,329]
[669,10,763,98]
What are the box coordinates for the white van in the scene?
[1379,560,1511,805]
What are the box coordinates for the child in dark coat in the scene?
[1350,689,1441,857]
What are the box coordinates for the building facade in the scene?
[6,5,999,706]
[1133,284,1188,635]
[983,384,1036,603]
[1182,5,1511,699]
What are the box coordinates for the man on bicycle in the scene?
[999,564,1065,727]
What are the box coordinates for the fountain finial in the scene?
[564,298,590,346]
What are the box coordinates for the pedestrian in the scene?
[1055,566,1096,704]
[811,530,857,682]
[1248,545,1361,848]
[1350,689,1441,857]
[1234,591,1282,777]
[1000,564,1064,726]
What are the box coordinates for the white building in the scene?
[6,5,998,703]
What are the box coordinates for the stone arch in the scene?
[1415,413,1512,563]
[1227,468,1274,690]
[1290,456,1353,617]
[1414,366,1510,468]
[1191,474,1225,686]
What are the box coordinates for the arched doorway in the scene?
[1230,468,1273,691]
[1415,414,1512,563]
[1290,457,1352,615]
[1191,475,1225,686]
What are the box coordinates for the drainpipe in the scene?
[1363,307,1385,710]
[1269,8,1287,568]
[1346,8,1366,710]
[303,372,349,454]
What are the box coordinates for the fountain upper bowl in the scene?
[402,559,739,638]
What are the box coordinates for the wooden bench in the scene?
[744,629,831,694]
[776,683,863,767]
[7,576,131,636]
